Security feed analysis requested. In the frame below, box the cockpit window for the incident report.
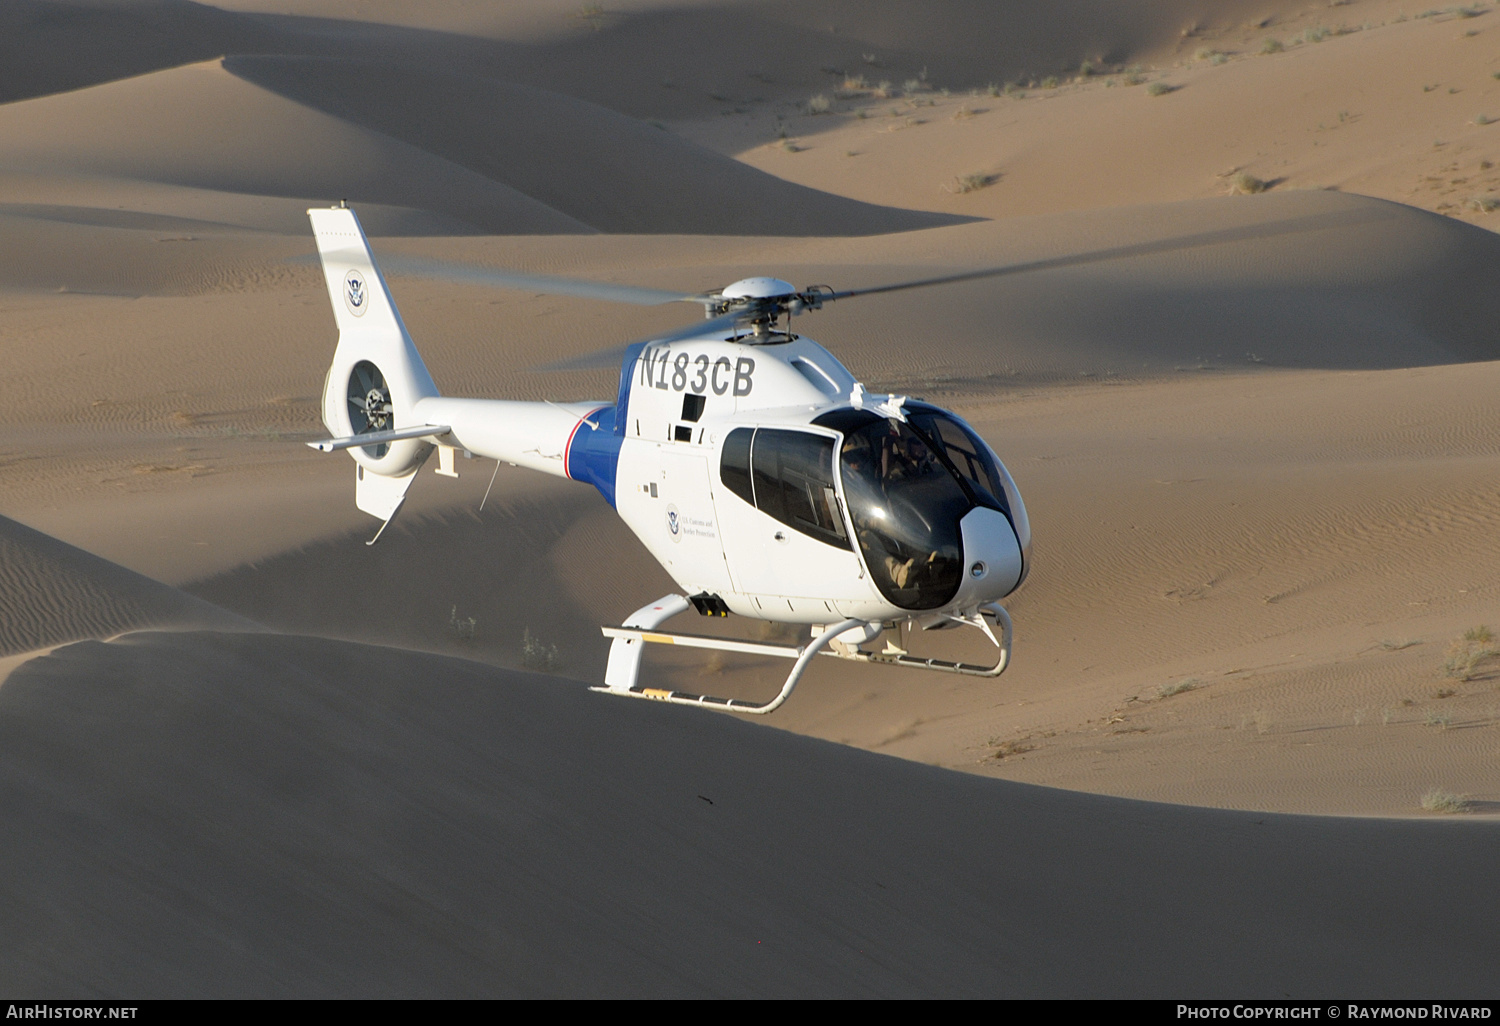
[835,417,967,609]
[719,427,850,551]
[908,412,1011,516]
[720,427,754,506]
[751,429,850,550]
[813,404,1015,610]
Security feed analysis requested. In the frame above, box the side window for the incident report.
[750,429,851,550]
[720,427,754,506]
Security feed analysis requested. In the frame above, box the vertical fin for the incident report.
[307,205,438,436]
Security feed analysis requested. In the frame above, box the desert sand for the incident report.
[2,0,1498,997]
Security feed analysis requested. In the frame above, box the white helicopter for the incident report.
[305,203,1030,713]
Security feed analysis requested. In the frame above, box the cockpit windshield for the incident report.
[815,406,1014,610]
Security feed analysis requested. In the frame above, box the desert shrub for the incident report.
[1231,172,1267,194]
[448,605,477,641]
[1420,788,1469,813]
[521,627,563,671]
[1262,38,1284,53]
[1156,678,1199,699]
[806,93,831,114]
[1443,625,1498,678]
[1146,81,1176,96]
[949,172,997,193]
[991,738,1036,760]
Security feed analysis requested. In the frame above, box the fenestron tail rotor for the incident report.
[347,359,393,456]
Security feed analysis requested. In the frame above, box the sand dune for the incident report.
[1,629,1494,998]
[0,513,252,658]
[0,0,286,104]
[4,1,1312,116]
[0,51,955,236]
[0,60,590,236]
[226,54,962,235]
[4,0,1500,995]
[718,0,1500,230]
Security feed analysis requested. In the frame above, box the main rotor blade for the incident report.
[380,254,706,307]
[821,206,1393,303]
[530,311,748,373]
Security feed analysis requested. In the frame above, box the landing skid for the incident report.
[592,595,1013,714]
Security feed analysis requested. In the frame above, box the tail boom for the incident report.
[414,397,614,485]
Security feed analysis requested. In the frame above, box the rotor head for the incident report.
[704,277,831,336]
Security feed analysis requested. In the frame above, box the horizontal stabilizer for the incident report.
[306,425,449,453]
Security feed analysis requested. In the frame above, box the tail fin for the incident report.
[308,205,438,446]
[308,204,442,541]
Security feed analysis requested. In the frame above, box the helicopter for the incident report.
[304,202,1031,714]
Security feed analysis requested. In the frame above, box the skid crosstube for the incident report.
[594,598,1012,714]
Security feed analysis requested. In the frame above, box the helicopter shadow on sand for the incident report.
[185,492,820,699]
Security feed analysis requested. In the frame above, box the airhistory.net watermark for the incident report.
[5,1007,137,1019]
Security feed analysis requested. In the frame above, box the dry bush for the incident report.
[836,74,867,98]
[1146,81,1176,96]
[1261,38,1284,53]
[448,605,477,641]
[574,4,606,30]
[1420,788,1469,814]
[991,738,1037,760]
[947,172,998,193]
[1443,625,1498,679]
[806,93,831,114]
[521,627,562,671]
[1230,172,1268,194]
[1156,678,1199,699]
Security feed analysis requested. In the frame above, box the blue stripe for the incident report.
[567,405,623,507]
[615,342,646,438]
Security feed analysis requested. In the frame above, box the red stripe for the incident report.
[563,406,609,480]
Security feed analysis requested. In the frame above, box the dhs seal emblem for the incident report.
[666,504,681,542]
[344,269,368,317]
